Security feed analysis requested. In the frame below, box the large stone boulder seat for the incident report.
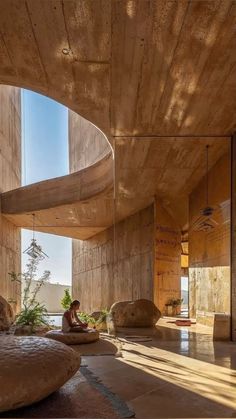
[0,336,80,413]
[45,329,99,345]
[0,295,14,331]
[111,299,161,327]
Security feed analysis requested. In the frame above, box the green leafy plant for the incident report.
[167,298,183,307]
[61,288,72,310]
[15,303,49,328]
[173,298,184,307]
[96,308,109,325]
[78,309,109,329]
[9,243,51,332]
[79,311,96,325]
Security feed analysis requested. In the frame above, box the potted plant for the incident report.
[165,298,183,316]
[9,241,51,335]
[170,298,183,316]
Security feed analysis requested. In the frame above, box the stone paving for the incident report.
[85,318,236,418]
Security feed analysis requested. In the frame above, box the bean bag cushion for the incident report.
[0,295,14,331]
[110,299,161,327]
[45,329,99,345]
[0,336,80,413]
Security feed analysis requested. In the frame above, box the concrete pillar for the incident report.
[231,133,236,341]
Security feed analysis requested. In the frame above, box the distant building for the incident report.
[22,281,72,313]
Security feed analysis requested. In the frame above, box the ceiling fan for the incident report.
[190,145,219,232]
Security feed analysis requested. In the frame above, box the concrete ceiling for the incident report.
[111,0,236,137]
[115,137,230,229]
[0,1,236,137]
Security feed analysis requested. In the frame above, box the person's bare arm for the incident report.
[75,312,84,324]
[75,312,87,327]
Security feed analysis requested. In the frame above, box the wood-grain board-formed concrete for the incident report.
[0,85,21,312]
[1,137,230,239]
[0,1,236,137]
[1,152,113,240]
[0,1,235,235]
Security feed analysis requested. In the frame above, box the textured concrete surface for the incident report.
[73,205,154,313]
[69,110,110,172]
[2,152,113,240]
[189,152,230,322]
[1,1,236,138]
[154,200,181,313]
[0,85,21,312]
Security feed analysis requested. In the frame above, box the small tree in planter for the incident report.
[9,241,51,334]
[61,289,72,310]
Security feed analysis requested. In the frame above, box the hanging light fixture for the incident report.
[23,214,49,260]
[190,145,219,232]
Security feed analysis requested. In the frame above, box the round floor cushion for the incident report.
[110,299,161,327]
[0,336,80,413]
[0,295,14,331]
[45,329,99,345]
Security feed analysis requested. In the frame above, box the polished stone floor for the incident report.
[84,319,236,418]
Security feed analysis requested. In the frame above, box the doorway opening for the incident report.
[181,276,189,317]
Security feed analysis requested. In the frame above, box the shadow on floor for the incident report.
[85,349,236,419]
[117,322,236,370]
[0,371,121,419]
[2,325,236,418]
[72,336,120,356]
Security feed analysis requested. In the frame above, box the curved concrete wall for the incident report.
[0,85,21,313]
[69,112,155,313]
[69,110,110,172]
[70,110,114,311]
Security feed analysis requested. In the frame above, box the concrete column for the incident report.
[0,86,21,313]
[231,133,236,341]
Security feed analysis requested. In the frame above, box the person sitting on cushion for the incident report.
[62,300,89,332]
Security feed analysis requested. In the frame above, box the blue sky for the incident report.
[181,277,188,292]
[21,89,72,286]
